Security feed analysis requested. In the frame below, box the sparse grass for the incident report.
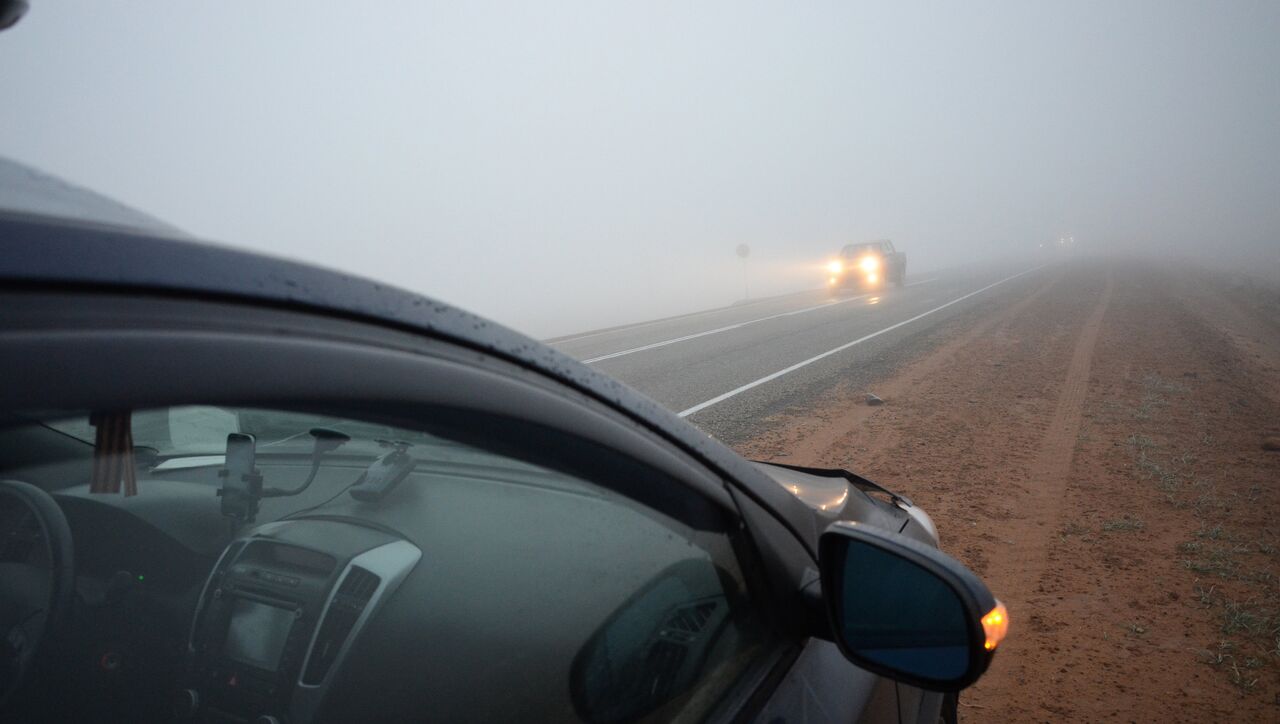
[1143,372,1188,395]
[1228,662,1260,693]
[1133,391,1167,420]
[1126,433,1195,500]
[1192,490,1232,516]
[1194,582,1217,607]
[1126,432,1156,452]
[1199,632,1266,694]
[1102,517,1145,532]
[1181,545,1247,579]
[1221,600,1268,637]
[1126,369,1278,698]
[1182,556,1238,579]
[1131,374,1187,421]
[1196,524,1227,541]
[1198,639,1235,668]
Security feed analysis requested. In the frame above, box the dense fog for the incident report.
[1,1,1277,337]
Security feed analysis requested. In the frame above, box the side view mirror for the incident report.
[819,522,1008,691]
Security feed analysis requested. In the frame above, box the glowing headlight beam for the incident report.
[858,255,880,272]
[826,260,844,275]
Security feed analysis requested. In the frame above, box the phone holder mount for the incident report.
[217,433,263,524]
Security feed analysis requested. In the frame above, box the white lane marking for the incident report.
[556,277,939,346]
[677,265,1047,418]
[550,291,816,344]
[581,277,941,364]
[583,295,868,364]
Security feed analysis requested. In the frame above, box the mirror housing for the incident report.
[819,522,1006,691]
[0,1,28,32]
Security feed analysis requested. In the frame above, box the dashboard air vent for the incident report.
[189,540,245,651]
[302,565,382,685]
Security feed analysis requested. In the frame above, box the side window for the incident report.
[390,441,771,722]
[9,407,774,722]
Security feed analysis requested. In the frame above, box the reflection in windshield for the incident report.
[16,406,557,525]
[43,407,447,457]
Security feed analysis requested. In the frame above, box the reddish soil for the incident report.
[738,261,1280,721]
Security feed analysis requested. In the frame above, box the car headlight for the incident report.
[859,255,880,272]
[827,260,844,275]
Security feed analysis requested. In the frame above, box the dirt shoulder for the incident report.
[736,260,1280,720]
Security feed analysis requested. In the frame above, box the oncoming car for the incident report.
[0,212,1005,723]
[826,240,907,291]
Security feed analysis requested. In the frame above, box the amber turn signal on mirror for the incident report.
[981,601,1009,651]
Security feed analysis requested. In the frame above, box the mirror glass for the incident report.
[837,537,971,682]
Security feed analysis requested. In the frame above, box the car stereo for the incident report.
[178,522,420,723]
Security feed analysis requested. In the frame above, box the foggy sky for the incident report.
[1,1,1277,337]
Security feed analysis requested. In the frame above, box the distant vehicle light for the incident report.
[981,601,1009,651]
[828,276,837,285]
[827,260,844,275]
[859,255,880,272]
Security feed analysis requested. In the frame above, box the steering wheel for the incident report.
[0,480,75,706]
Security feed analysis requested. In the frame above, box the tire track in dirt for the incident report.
[995,273,1114,607]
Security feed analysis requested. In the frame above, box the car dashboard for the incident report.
[180,519,420,724]
[33,487,421,724]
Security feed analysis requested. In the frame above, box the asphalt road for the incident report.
[550,259,1054,444]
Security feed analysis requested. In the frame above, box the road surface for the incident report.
[550,260,1049,443]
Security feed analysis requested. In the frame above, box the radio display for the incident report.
[223,598,295,672]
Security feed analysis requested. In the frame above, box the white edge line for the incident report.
[677,265,1047,418]
[560,277,941,347]
[581,276,944,365]
[583,294,871,364]
[550,290,818,344]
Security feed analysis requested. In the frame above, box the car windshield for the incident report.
[842,243,881,257]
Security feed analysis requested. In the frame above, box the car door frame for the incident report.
[0,287,859,721]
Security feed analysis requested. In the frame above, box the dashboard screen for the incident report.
[269,544,336,574]
[223,599,294,672]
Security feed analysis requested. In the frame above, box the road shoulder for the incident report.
[736,262,1280,720]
